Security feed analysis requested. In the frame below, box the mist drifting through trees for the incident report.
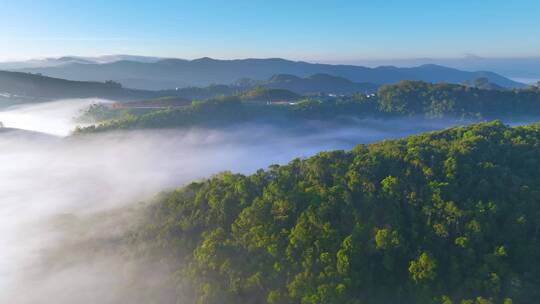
[0,99,467,303]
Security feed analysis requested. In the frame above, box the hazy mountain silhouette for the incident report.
[13,57,525,90]
[350,55,540,84]
[0,55,164,70]
[0,70,158,102]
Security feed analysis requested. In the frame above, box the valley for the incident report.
[2,3,540,301]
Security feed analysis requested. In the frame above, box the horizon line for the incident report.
[2,54,540,64]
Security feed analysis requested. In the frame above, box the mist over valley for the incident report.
[2,2,540,302]
[0,99,472,303]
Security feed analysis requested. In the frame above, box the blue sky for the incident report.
[0,0,539,61]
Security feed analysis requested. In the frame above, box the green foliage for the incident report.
[124,121,540,303]
[377,81,540,118]
[409,252,437,283]
[76,81,540,133]
[240,86,301,101]
[76,103,129,123]
[374,228,400,250]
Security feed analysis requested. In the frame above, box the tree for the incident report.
[409,252,437,283]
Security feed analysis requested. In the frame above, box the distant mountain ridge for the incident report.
[0,70,377,104]
[0,69,527,108]
[0,70,158,103]
[350,55,540,83]
[0,70,370,105]
[11,57,525,90]
[0,55,164,70]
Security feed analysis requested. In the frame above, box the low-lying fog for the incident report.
[0,99,109,136]
[0,99,473,303]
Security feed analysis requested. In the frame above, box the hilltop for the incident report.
[258,73,379,95]
[116,121,540,303]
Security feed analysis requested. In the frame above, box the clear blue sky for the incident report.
[0,0,539,61]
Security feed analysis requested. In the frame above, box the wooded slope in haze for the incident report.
[126,121,540,304]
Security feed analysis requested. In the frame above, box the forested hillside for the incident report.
[255,73,379,95]
[239,86,302,102]
[76,81,540,133]
[0,70,158,101]
[376,81,540,118]
[125,121,540,304]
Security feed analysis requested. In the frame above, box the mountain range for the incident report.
[349,55,540,84]
[0,70,377,102]
[0,67,530,107]
[0,70,158,104]
[5,57,525,90]
[0,55,163,69]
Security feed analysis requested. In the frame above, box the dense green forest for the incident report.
[75,81,540,133]
[236,73,380,95]
[123,121,540,304]
[239,86,302,102]
[376,81,540,118]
